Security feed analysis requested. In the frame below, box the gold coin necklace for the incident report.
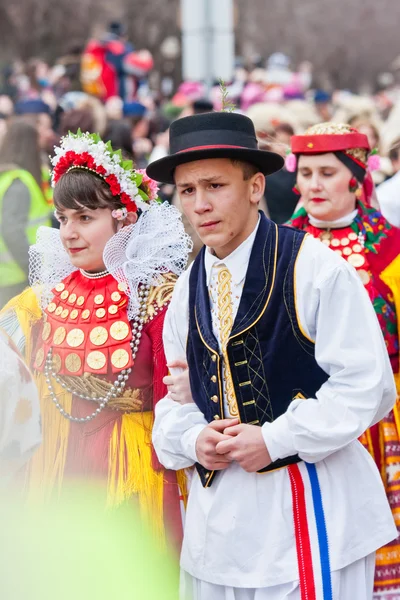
[43,284,150,423]
[319,229,333,245]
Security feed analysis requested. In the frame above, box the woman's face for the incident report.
[297,153,357,222]
[56,205,117,272]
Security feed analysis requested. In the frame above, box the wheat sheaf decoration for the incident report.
[219,79,236,113]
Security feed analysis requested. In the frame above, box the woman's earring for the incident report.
[349,177,359,193]
[292,183,301,196]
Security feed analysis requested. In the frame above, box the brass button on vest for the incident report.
[211,355,217,362]
[211,375,217,383]
[211,395,219,403]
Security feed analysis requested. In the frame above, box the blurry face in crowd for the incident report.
[175,158,265,259]
[56,206,128,272]
[357,124,379,151]
[316,103,332,122]
[36,113,54,151]
[297,153,357,222]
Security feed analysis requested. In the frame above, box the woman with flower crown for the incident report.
[286,122,400,598]
[0,130,192,550]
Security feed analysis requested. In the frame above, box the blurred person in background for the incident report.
[0,131,191,553]
[104,118,134,158]
[246,103,299,223]
[287,123,400,598]
[0,117,51,307]
[0,327,41,486]
[23,58,50,100]
[348,116,392,186]
[14,98,57,208]
[313,89,333,122]
[58,92,107,138]
[388,138,400,175]
[123,101,152,168]
[104,96,134,158]
[0,95,14,147]
[81,21,153,104]
[376,138,400,227]
[52,45,84,96]
[0,65,19,102]
[349,116,381,152]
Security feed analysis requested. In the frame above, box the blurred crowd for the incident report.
[2,22,400,307]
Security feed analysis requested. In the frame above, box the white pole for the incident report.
[181,0,234,87]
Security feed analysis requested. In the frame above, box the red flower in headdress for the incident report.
[105,174,121,196]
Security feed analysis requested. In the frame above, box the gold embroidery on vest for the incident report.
[217,267,239,417]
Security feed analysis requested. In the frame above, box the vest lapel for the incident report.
[194,247,220,352]
[230,213,278,337]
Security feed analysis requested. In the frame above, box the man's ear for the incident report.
[250,172,266,205]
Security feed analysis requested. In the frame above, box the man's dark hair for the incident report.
[230,159,260,180]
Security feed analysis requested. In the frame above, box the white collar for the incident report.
[308,209,358,229]
[204,217,260,287]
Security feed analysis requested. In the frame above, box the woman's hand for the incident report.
[163,359,193,405]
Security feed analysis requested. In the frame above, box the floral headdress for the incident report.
[51,130,159,214]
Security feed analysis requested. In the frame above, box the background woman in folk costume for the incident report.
[0,131,192,550]
[286,122,400,598]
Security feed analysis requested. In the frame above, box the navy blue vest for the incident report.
[187,213,329,487]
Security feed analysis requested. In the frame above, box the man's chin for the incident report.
[197,230,224,248]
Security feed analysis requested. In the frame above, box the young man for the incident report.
[146,112,397,600]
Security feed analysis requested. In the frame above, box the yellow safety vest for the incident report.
[0,169,51,286]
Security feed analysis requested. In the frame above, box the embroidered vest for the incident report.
[187,213,329,487]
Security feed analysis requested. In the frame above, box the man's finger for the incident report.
[215,438,237,454]
[208,418,239,432]
[163,375,174,386]
[223,425,244,436]
[167,359,188,370]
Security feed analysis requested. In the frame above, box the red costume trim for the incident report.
[177,144,244,153]
[288,464,316,600]
[291,132,370,154]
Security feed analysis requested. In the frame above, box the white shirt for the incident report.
[153,223,397,588]
[377,171,400,227]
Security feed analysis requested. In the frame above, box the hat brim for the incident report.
[146,148,284,184]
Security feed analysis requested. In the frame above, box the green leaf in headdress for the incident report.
[219,79,236,113]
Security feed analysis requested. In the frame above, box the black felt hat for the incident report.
[146,112,284,184]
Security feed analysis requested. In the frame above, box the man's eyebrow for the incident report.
[176,176,224,187]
